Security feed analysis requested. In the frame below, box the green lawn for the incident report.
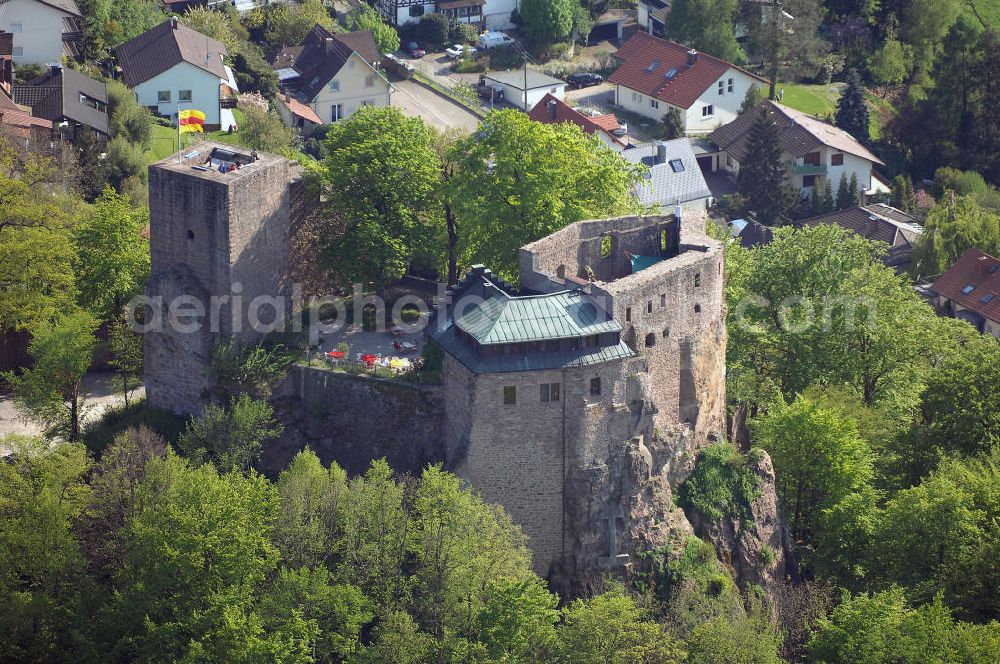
[776,81,843,118]
[143,109,246,165]
[776,80,897,142]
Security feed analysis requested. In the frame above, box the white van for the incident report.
[477,31,515,49]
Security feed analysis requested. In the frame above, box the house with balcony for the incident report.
[13,65,108,140]
[637,0,670,36]
[0,0,83,65]
[607,32,768,133]
[705,100,888,199]
[115,18,238,131]
[371,0,511,29]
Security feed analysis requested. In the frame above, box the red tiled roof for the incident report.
[279,95,321,125]
[0,90,54,135]
[931,248,1000,323]
[527,93,626,146]
[607,32,767,109]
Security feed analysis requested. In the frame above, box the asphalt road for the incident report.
[391,78,481,133]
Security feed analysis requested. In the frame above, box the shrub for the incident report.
[418,13,450,50]
[449,22,479,45]
[238,105,296,154]
[679,442,761,524]
[489,44,526,70]
[452,56,486,74]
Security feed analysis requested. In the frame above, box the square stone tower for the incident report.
[144,143,295,415]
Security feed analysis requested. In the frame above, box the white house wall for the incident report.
[615,68,761,134]
[133,62,224,127]
[309,53,390,124]
[0,0,68,65]
[483,0,518,29]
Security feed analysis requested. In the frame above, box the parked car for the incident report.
[445,44,477,59]
[567,72,604,89]
[407,42,426,58]
[477,31,515,50]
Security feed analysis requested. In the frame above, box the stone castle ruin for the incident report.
[144,144,768,593]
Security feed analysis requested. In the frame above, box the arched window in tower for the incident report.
[186,229,194,240]
[694,272,701,287]
[694,304,701,313]
[645,333,656,347]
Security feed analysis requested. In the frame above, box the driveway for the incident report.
[1,372,146,445]
[564,81,615,108]
[391,78,481,133]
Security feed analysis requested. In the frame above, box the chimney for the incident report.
[655,141,668,165]
[171,16,178,30]
[324,37,334,55]
[867,215,880,236]
[687,49,698,66]
[674,204,683,220]
[979,255,992,276]
[547,99,557,120]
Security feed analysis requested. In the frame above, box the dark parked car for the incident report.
[567,72,604,89]
[407,42,426,58]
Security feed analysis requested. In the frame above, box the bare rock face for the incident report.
[687,450,794,598]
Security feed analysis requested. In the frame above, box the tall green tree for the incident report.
[665,0,744,64]
[347,4,402,54]
[108,313,144,409]
[556,587,686,664]
[0,437,93,661]
[519,0,575,46]
[911,191,1000,277]
[101,453,311,661]
[752,394,874,545]
[809,589,1000,664]
[836,172,851,210]
[476,577,559,662]
[72,188,150,322]
[736,106,798,225]
[0,140,77,332]
[447,110,642,280]
[177,394,283,473]
[273,449,348,569]
[661,107,684,140]
[835,70,871,144]
[3,310,98,441]
[264,0,334,47]
[872,450,1000,621]
[316,106,443,291]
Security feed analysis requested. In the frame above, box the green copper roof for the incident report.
[454,283,621,345]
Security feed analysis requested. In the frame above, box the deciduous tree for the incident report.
[666,0,744,64]
[177,394,283,473]
[520,0,574,46]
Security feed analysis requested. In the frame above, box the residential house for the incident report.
[0,0,82,65]
[115,18,238,130]
[0,32,53,141]
[483,69,566,111]
[160,0,262,12]
[637,0,670,36]
[371,0,513,29]
[527,93,629,151]
[272,26,388,126]
[14,65,108,140]
[799,203,923,272]
[621,139,712,211]
[706,100,888,199]
[929,248,1000,338]
[607,32,768,133]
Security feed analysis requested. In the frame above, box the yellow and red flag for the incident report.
[178,109,205,133]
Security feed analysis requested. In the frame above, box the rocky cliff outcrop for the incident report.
[686,450,795,599]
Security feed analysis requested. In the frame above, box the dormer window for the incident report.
[962,284,976,295]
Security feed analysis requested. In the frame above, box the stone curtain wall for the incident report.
[264,365,447,477]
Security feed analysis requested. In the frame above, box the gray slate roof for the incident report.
[622,139,712,207]
[13,67,107,134]
[485,69,566,91]
[115,19,228,88]
[455,283,621,345]
[28,0,80,16]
